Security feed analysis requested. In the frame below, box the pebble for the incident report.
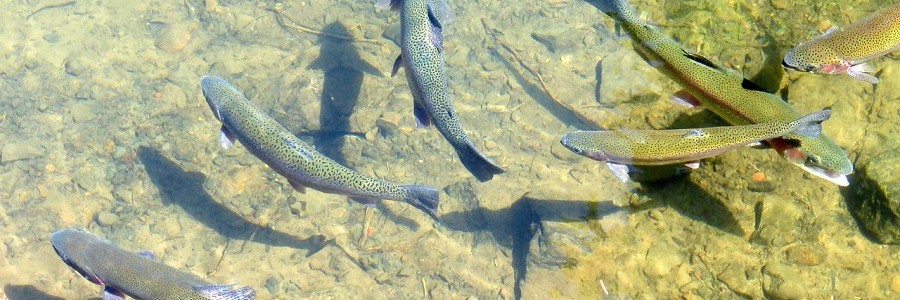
[1,140,45,163]
[155,22,197,52]
[891,274,900,293]
[96,212,120,227]
[265,276,281,294]
[785,244,825,266]
[70,102,96,123]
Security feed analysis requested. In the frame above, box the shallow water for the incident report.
[0,0,898,299]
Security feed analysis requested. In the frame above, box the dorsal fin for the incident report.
[682,50,719,70]
[426,4,444,51]
[740,78,769,93]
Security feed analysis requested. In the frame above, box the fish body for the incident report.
[593,0,852,186]
[50,229,255,300]
[783,3,900,83]
[378,0,504,182]
[561,109,831,166]
[200,75,439,219]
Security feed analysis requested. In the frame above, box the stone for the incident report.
[96,212,120,227]
[848,149,900,244]
[762,262,807,300]
[1,140,46,163]
[785,244,826,266]
[155,22,197,52]
[70,101,96,123]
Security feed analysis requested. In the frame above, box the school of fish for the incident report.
[49,0,892,298]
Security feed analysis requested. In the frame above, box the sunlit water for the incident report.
[0,0,897,299]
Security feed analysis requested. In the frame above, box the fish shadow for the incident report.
[441,191,625,300]
[137,146,328,256]
[304,22,381,164]
[3,285,66,300]
[635,176,745,236]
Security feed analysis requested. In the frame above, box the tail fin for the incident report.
[401,185,440,221]
[454,141,505,182]
[791,109,832,138]
[195,284,256,300]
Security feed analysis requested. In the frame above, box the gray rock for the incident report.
[1,140,46,163]
[848,149,900,244]
[96,212,120,227]
[762,262,807,300]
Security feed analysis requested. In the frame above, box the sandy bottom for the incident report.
[0,0,897,299]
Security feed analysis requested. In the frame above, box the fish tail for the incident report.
[400,184,440,220]
[454,141,505,182]
[791,109,832,138]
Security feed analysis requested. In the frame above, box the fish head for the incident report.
[199,75,237,122]
[50,229,104,285]
[778,136,853,186]
[560,132,611,162]
[782,43,845,74]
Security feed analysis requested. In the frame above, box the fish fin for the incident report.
[284,137,314,161]
[374,0,401,10]
[670,90,700,107]
[194,284,257,300]
[454,140,505,182]
[135,250,156,260]
[683,50,721,71]
[681,129,704,138]
[684,162,700,169]
[289,180,307,193]
[400,184,440,221]
[413,101,432,128]
[605,163,631,183]
[219,125,236,149]
[351,197,378,208]
[102,287,126,300]
[740,78,771,93]
[426,6,444,50]
[848,63,879,83]
[822,25,840,37]
[746,141,770,149]
[391,54,403,77]
[791,109,831,138]
[428,0,455,25]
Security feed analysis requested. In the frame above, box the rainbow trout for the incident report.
[51,229,255,300]
[783,3,900,83]
[376,0,505,182]
[561,110,831,181]
[200,75,439,219]
[592,0,853,186]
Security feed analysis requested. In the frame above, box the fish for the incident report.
[50,229,255,300]
[591,0,853,186]
[561,109,832,182]
[200,75,439,219]
[376,0,505,182]
[783,3,900,83]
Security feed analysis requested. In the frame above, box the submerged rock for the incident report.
[847,150,900,244]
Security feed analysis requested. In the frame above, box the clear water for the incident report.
[0,0,897,299]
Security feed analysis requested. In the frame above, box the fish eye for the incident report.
[805,155,820,165]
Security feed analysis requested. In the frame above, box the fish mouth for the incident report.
[781,60,801,71]
[795,163,850,186]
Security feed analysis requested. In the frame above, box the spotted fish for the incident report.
[51,229,255,300]
[592,0,853,186]
[561,110,831,181]
[783,3,900,83]
[376,0,505,182]
[200,75,439,219]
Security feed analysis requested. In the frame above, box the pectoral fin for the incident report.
[289,180,307,193]
[219,125,236,149]
[391,55,403,77]
[102,287,126,300]
[684,162,700,169]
